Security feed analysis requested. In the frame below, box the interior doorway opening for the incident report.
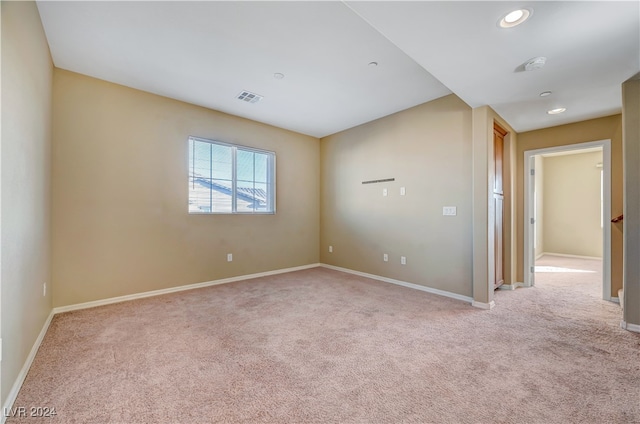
[524,140,612,301]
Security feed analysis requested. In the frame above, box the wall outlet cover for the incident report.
[443,206,457,216]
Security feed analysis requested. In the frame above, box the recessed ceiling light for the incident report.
[505,9,524,23]
[499,8,532,28]
[547,107,566,115]
[273,73,284,80]
[368,61,378,67]
[540,91,552,97]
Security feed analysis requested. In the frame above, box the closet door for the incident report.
[493,124,507,289]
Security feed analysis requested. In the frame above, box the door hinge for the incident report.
[530,169,535,176]
[530,218,535,224]
[531,266,535,273]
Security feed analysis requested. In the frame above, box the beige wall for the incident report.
[1,1,53,405]
[543,151,603,258]
[52,70,319,307]
[517,115,623,297]
[622,75,640,327]
[534,156,544,258]
[471,106,518,303]
[320,95,474,297]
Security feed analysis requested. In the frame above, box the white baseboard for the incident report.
[542,252,603,261]
[610,297,619,304]
[498,282,524,291]
[1,310,55,424]
[620,320,640,333]
[472,300,496,310]
[535,253,544,260]
[320,264,473,304]
[54,263,321,314]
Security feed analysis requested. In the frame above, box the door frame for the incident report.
[523,139,612,300]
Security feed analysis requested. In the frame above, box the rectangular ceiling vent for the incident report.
[237,90,263,104]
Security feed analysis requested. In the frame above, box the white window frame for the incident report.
[188,136,276,214]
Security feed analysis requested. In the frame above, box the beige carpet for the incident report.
[7,265,640,423]
[535,254,603,295]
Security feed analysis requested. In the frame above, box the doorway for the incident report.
[524,140,612,301]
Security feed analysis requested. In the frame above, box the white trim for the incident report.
[1,311,54,424]
[525,154,536,287]
[535,253,544,260]
[472,300,496,310]
[610,297,619,304]
[541,252,603,261]
[54,264,321,314]
[524,140,612,300]
[498,282,524,291]
[620,321,640,333]
[320,264,474,304]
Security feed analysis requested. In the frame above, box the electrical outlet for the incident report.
[383,253,388,262]
[401,256,407,265]
[43,282,47,297]
[329,245,333,253]
[227,253,233,262]
[400,187,406,196]
[443,206,457,216]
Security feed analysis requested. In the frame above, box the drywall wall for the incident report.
[543,151,603,258]
[320,94,473,298]
[517,115,623,297]
[1,1,53,405]
[471,106,518,304]
[622,75,640,327]
[52,70,319,307]
[534,155,544,258]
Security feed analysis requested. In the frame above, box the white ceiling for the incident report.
[36,1,639,138]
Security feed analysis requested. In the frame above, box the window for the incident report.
[188,136,275,214]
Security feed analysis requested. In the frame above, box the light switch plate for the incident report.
[443,206,457,216]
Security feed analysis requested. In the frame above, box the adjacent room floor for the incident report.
[535,254,604,300]
[8,266,639,423]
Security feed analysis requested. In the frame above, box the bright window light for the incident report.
[188,137,276,214]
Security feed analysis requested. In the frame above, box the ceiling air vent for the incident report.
[236,90,263,104]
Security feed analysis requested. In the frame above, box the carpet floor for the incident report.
[7,263,640,423]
